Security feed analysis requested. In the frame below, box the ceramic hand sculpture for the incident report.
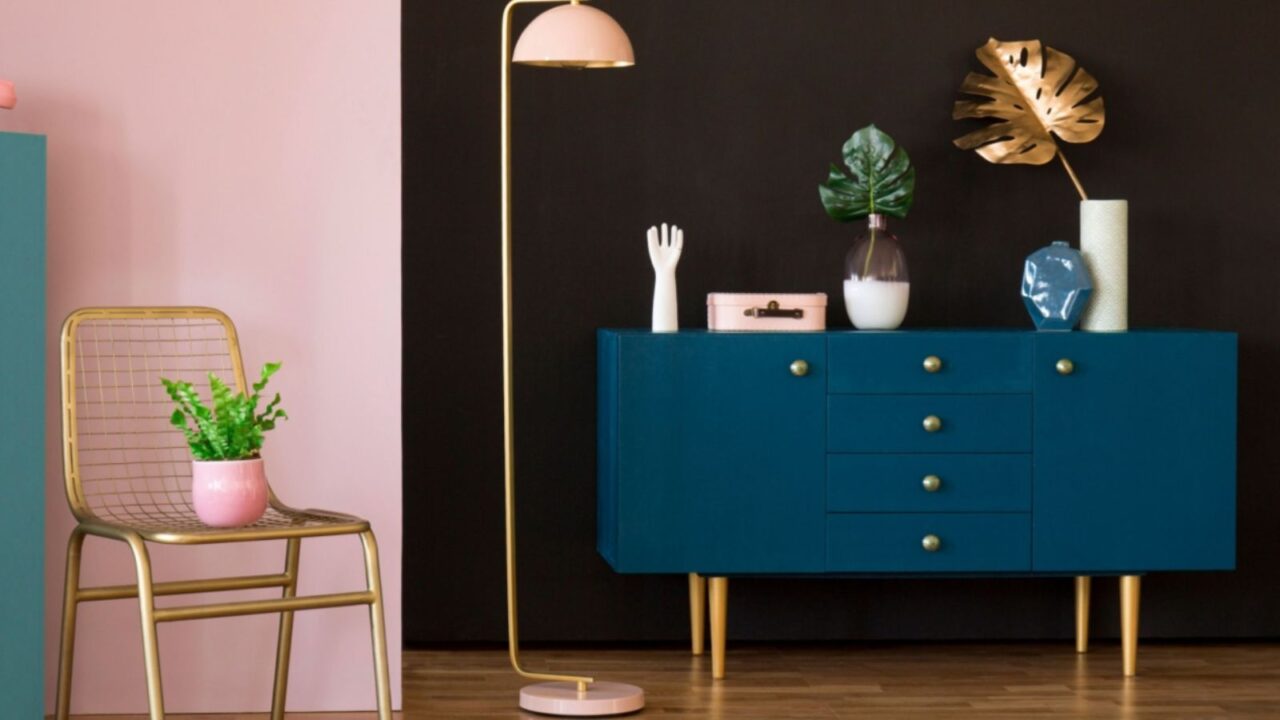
[647,223,683,332]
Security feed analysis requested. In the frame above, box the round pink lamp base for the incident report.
[519,681,644,716]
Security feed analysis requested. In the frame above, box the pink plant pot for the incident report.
[0,80,15,110]
[191,458,269,527]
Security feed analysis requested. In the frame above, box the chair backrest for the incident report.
[60,307,251,524]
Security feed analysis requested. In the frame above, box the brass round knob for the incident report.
[922,474,941,492]
[790,359,809,377]
[1056,358,1074,375]
[923,355,942,373]
[922,534,941,552]
[922,415,942,433]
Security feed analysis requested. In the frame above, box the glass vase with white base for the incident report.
[843,213,909,329]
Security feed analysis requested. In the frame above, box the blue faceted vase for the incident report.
[1021,241,1093,331]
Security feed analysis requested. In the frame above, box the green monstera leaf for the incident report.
[819,124,915,221]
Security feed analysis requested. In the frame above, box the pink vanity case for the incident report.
[707,292,827,331]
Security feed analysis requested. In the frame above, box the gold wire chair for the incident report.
[55,307,392,720]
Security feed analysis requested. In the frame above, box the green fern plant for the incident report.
[162,362,288,461]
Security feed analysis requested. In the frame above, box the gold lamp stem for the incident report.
[500,0,594,692]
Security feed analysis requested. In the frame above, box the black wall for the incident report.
[404,0,1280,644]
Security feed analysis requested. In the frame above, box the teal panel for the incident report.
[596,330,619,566]
[0,132,46,718]
[608,331,826,573]
[828,394,1031,453]
[827,513,1031,572]
[828,331,1031,394]
[1032,331,1236,572]
[827,454,1031,513]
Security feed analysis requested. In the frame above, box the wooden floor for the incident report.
[411,643,1280,719]
[71,642,1280,719]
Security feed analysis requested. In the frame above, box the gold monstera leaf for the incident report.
[953,38,1105,197]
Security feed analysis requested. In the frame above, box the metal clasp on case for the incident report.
[743,300,804,319]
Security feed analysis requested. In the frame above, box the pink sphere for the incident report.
[0,80,15,110]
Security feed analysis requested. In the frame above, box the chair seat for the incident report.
[82,503,369,544]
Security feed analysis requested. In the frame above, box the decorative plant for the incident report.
[819,124,916,280]
[952,37,1105,201]
[162,362,287,461]
[819,124,916,222]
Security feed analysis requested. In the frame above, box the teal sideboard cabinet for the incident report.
[597,329,1236,679]
[0,132,47,717]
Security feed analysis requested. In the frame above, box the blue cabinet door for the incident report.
[1032,332,1236,572]
[0,132,45,718]
[600,332,826,573]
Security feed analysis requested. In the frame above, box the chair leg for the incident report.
[360,530,393,720]
[689,573,706,656]
[124,533,165,720]
[271,537,302,720]
[55,529,86,720]
[1075,576,1091,653]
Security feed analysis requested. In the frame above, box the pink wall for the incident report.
[0,1,402,713]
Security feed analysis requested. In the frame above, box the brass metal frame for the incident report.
[500,0,628,694]
[55,306,392,720]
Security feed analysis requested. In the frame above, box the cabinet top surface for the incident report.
[599,328,1235,336]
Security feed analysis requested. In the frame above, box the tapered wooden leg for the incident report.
[271,538,302,720]
[689,573,706,656]
[55,529,86,720]
[1121,575,1141,677]
[125,534,165,720]
[1075,576,1091,653]
[361,530,394,720]
[709,577,728,680]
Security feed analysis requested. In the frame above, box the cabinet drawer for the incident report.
[828,394,1031,453]
[827,513,1030,572]
[827,454,1030,512]
[828,332,1031,394]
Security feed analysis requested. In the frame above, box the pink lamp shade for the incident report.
[512,3,634,68]
[0,80,15,109]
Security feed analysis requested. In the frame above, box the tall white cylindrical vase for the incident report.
[1079,200,1128,331]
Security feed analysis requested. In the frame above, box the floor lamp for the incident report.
[500,0,644,715]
